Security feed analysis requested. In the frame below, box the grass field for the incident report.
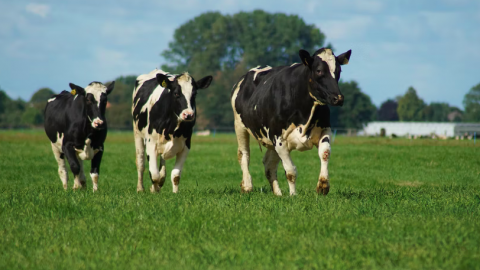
[1,130,479,269]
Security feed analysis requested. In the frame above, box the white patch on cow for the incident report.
[74,95,78,100]
[250,65,272,81]
[176,73,195,121]
[75,138,95,160]
[290,63,300,67]
[85,82,108,107]
[52,132,64,151]
[317,48,336,78]
[48,97,56,102]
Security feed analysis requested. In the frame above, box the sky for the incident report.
[1,0,479,109]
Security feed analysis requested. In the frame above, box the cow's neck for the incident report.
[300,67,323,136]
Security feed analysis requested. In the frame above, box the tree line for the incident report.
[1,10,479,130]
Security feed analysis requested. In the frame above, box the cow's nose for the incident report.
[333,95,344,106]
[182,112,194,121]
[93,119,104,128]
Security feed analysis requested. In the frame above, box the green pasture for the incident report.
[0,130,479,269]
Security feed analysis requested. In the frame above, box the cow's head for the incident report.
[155,72,212,122]
[69,81,115,129]
[299,48,351,106]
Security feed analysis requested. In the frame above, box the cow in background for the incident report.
[132,69,212,193]
[44,81,115,191]
[231,48,351,195]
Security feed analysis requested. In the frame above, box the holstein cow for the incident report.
[231,48,351,196]
[132,69,212,193]
[44,81,115,191]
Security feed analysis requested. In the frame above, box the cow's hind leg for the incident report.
[235,121,253,192]
[170,147,189,193]
[64,143,85,190]
[263,148,282,196]
[275,139,297,196]
[74,158,87,190]
[134,136,146,192]
[317,128,332,195]
[146,142,162,193]
[51,143,68,190]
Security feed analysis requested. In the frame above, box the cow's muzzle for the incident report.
[332,95,344,106]
[89,116,105,129]
[181,110,195,122]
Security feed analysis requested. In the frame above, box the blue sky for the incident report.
[1,0,479,109]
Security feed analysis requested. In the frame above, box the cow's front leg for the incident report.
[90,146,103,192]
[51,143,68,190]
[64,143,85,190]
[146,142,162,193]
[263,148,282,196]
[275,140,297,196]
[170,147,189,193]
[317,128,332,195]
[235,121,253,192]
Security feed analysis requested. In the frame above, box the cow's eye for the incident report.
[174,92,180,98]
[317,70,322,76]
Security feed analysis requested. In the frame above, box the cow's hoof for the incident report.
[137,187,145,193]
[316,178,330,195]
[150,185,160,193]
[240,182,253,193]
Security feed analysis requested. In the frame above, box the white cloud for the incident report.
[26,3,50,18]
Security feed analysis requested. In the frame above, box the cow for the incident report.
[231,48,352,196]
[44,81,115,191]
[132,69,212,193]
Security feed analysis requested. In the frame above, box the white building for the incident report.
[362,122,480,137]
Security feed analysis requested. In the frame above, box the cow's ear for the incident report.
[196,76,213,90]
[69,83,86,96]
[299,49,313,69]
[337,50,352,65]
[156,74,172,89]
[106,81,115,95]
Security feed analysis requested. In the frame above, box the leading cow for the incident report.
[231,48,352,195]
[132,69,212,193]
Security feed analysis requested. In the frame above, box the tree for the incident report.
[377,99,399,121]
[463,83,480,122]
[330,81,376,129]
[30,88,55,103]
[0,89,27,128]
[423,102,450,122]
[161,10,326,128]
[397,87,425,121]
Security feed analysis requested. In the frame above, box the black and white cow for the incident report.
[44,81,115,191]
[231,48,351,195]
[132,69,212,193]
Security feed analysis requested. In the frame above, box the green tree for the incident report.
[397,87,425,121]
[330,81,376,129]
[423,102,450,122]
[377,99,399,121]
[0,89,27,128]
[105,76,137,129]
[30,88,55,103]
[463,83,480,122]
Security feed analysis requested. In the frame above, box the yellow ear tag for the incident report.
[71,89,76,95]
[304,58,308,66]
[161,81,167,88]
